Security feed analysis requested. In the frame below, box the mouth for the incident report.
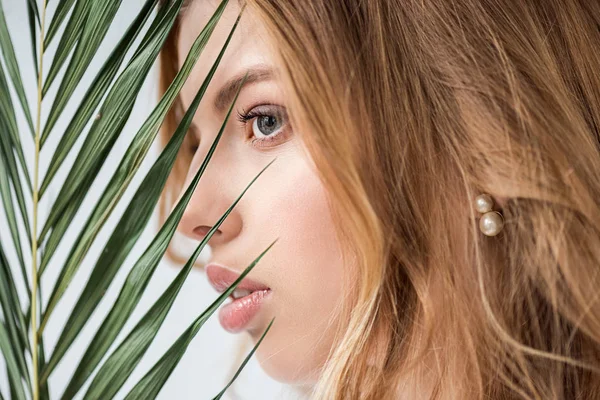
[230,287,262,300]
[205,263,272,333]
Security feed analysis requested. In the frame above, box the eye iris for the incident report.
[257,115,280,136]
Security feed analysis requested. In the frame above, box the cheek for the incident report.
[246,155,348,384]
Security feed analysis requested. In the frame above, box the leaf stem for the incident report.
[31,1,47,399]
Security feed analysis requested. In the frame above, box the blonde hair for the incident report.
[159,0,600,398]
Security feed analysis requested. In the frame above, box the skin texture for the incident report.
[175,0,347,385]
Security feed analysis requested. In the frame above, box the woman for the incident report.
[159,0,600,398]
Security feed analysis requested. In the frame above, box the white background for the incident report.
[0,0,304,398]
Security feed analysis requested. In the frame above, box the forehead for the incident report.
[176,1,277,108]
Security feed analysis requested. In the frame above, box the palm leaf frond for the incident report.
[37,0,161,272]
[38,1,233,382]
[82,174,276,399]
[40,0,123,139]
[127,272,276,400]
[0,242,30,385]
[39,1,236,381]
[38,0,180,247]
[0,321,27,400]
[26,0,40,27]
[37,0,226,277]
[0,1,35,135]
[0,117,31,239]
[0,57,33,244]
[42,0,91,97]
[37,0,220,329]
[26,0,38,78]
[212,318,275,400]
[0,147,29,292]
[0,61,32,193]
[0,0,274,397]
[44,0,77,52]
[57,49,253,399]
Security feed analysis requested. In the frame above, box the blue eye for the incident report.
[237,105,291,148]
[253,114,282,138]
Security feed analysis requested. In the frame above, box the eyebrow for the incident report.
[213,66,275,112]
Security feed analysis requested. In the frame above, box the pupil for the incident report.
[258,115,279,135]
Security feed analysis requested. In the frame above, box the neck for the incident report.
[289,382,315,399]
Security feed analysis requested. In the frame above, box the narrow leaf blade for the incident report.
[38,3,235,374]
[39,0,180,238]
[41,0,123,140]
[0,153,29,297]
[38,0,229,275]
[0,60,33,194]
[0,242,31,396]
[26,0,41,26]
[40,0,158,154]
[0,322,27,400]
[212,318,275,400]
[44,0,77,47]
[27,0,38,79]
[123,247,277,400]
[57,51,246,398]
[83,157,274,400]
[0,1,35,135]
[37,0,185,336]
[42,0,90,96]
[0,119,32,242]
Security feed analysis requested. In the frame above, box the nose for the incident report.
[191,225,226,244]
[176,154,243,247]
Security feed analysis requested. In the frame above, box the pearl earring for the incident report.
[475,194,504,236]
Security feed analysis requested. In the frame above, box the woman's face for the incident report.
[175,0,347,384]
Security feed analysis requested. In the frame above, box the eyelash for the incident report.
[236,105,291,149]
[187,105,291,154]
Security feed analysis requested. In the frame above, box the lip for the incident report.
[205,263,271,333]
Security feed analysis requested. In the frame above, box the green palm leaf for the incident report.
[0,1,35,136]
[0,242,30,386]
[126,273,276,400]
[58,64,257,400]
[80,166,276,400]
[0,322,27,400]
[0,61,32,193]
[0,0,274,398]
[40,0,123,140]
[39,2,238,380]
[0,55,33,244]
[37,0,227,277]
[26,0,38,79]
[0,115,32,242]
[212,318,275,400]
[26,0,40,27]
[42,0,91,98]
[38,1,157,172]
[44,0,76,47]
[0,146,29,293]
[38,0,180,239]
[37,0,183,317]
